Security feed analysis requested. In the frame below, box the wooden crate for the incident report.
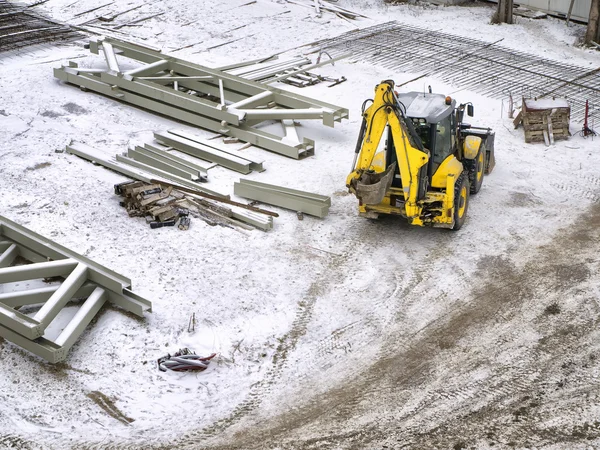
[522,97,571,145]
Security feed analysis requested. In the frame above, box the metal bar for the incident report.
[134,145,207,177]
[128,147,200,180]
[0,259,77,284]
[165,130,265,172]
[0,243,19,268]
[54,287,107,348]
[216,54,278,71]
[0,322,66,363]
[65,142,227,198]
[154,131,253,174]
[102,41,120,73]
[115,154,227,196]
[33,263,88,327]
[237,179,331,204]
[123,59,170,78]
[234,180,330,218]
[0,283,96,308]
[0,302,44,341]
[239,107,329,121]
[228,91,274,110]
[143,143,215,172]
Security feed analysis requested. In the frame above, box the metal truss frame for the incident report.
[0,215,152,363]
[54,36,349,159]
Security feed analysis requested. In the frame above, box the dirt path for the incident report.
[204,202,600,449]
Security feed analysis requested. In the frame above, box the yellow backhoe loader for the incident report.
[346,80,495,230]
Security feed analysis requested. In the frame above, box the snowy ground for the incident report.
[1,1,600,449]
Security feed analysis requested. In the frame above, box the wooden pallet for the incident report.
[522,97,570,145]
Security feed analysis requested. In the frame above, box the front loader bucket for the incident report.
[354,162,396,205]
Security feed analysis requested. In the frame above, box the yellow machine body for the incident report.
[346,80,481,230]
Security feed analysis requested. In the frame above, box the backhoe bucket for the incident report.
[354,162,396,205]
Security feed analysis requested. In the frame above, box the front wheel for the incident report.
[452,172,470,231]
[469,143,486,194]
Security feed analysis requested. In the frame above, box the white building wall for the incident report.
[485,0,590,23]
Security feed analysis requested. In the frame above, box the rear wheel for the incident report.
[452,172,469,231]
[469,144,486,194]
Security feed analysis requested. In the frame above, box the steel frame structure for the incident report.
[54,37,349,159]
[0,215,152,363]
[316,21,600,124]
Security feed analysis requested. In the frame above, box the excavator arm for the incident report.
[346,80,430,220]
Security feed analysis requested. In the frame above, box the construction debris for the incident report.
[234,179,331,218]
[0,215,152,363]
[521,97,571,145]
[157,348,217,372]
[54,36,349,159]
[284,0,368,20]
[220,53,348,88]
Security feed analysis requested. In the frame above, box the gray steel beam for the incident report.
[0,259,77,284]
[55,69,313,159]
[142,143,215,173]
[168,131,266,173]
[0,302,43,341]
[234,180,330,218]
[0,284,96,308]
[134,145,207,178]
[33,263,88,328]
[154,131,253,174]
[54,287,106,348]
[239,108,331,122]
[65,142,227,198]
[0,322,67,363]
[0,243,19,268]
[237,179,331,205]
[0,241,13,253]
[115,154,226,195]
[127,147,200,180]
[228,91,273,110]
[124,59,170,78]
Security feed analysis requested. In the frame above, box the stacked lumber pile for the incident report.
[115,181,191,229]
[516,97,571,145]
[114,180,275,231]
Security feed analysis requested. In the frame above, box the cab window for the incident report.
[433,115,452,166]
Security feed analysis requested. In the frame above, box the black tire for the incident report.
[468,143,486,195]
[452,171,469,231]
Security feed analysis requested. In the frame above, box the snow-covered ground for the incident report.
[1,1,600,449]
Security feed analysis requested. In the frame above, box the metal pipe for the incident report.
[0,243,19,268]
[34,263,88,326]
[0,258,77,284]
[55,287,107,347]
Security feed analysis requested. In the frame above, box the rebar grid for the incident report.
[0,0,80,54]
[316,21,599,124]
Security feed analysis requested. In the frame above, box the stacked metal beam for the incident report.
[155,130,265,174]
[54,37,349,159]
[0,215,152,363]
[234,179,331,218]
